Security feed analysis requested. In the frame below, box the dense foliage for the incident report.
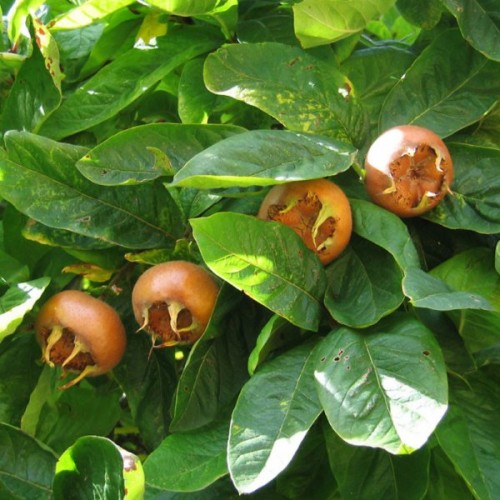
[0,0,499,498]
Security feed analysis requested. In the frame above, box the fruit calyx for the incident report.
[385,143,450,210]
[139,299,201,347]
[266,190,337,257]
[41,324,101,390]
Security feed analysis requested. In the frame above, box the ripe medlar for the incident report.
[132,260,219,346]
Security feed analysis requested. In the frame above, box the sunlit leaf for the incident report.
[0,277,50,341]
[293,0,396,48]
[228,341,322,494]
[173,130,356,189]
[191,213,326,331]
[380,29,499,137]
[314,314,448,454]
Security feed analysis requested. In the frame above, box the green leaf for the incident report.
[191,212,326,331]
[178,58,218,124]
[169,303,251,432]
[39,26,222,140]
[204,42,368,146]
[0,131,184,249]
[350,199,420,271]
[0,249,29,285]
[54,436,125,500]
[427,447,473,500]
[6,0,44,45]
[380,29,500,137]
[436,372,500,499]
[0,333,43,426]
[113,334,178,451]
[0,277,50,341]
[0,423,57,500]
[228,341,322,494]
[442,0,500,61]
[173,130,356,189]
[148,0,222,16]
[396,0,443,29]
[314,314,448,454]
[77,123,245,186]
[427,143,500,233]
[324,424,431,500]
[276,422,337,499]
[293,0,396,48]
[403,266,493,311]
[342,45,415,143]
[143,418,229,492]
[0,39,60,136]
[49,0,135,30]
[430,247,500,352]
[248,314,304,376]
[30,379,122,454]
[325,236,404,328]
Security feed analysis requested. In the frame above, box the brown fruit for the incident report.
[257,178,352,265]
[35,290,126,390]
[364,125,453,217]
[132,261,219,346]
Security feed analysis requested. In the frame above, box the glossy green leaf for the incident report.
[178,58,218,124]
[325,236,404,328]
[442,0,500,61]
[0,131,183,249]
[173,130,356,189]
[427,447,473,500]
[0,249,29,285]
[148,0,222,16]
[314,314,448,454]
[403,266,493,311]
[342,45,415,142]
[191,213,326,331]
[28,378,122,454]
[0,41,60,136]
[396,0,443,29]
[39,26,222,140]
[77,123,245,186]
[293,0,396,48]
[380,29,499,137]
[204,42,368,146]
[431,247,500,352]
[428,143,500,233]
[228,341,322,494]
[49,0,135,30]
[54,436,125,500]
[350,199,420,271]
[436,372,500,499]
[0,277,50,341]
[6,0,44,45]
[275,423,337,499]
[23,220,113,250]
[324,424,431,500]
[0,423,57,500]
[248,314,304,376]
[169,305,251,432]
[0,334,42,426]
[144,418,229,492]
[113,333,178,451]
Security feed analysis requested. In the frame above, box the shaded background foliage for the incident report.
[0,0,499,498]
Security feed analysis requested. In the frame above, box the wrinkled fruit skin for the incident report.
[364,125,453,217]
[132,261,219,346]
[257,178,352,265]
[35,290,127,389]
